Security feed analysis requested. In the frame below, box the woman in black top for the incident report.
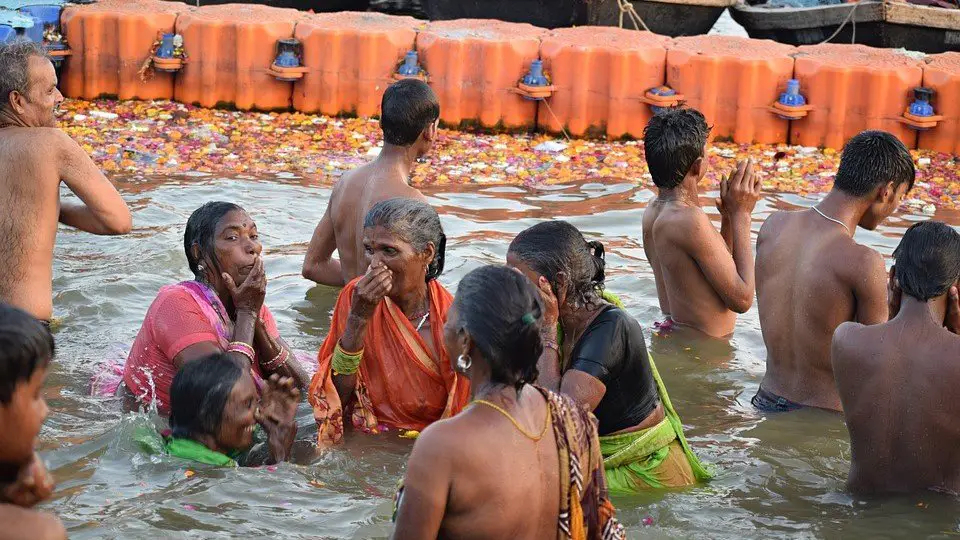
[507,220,711,493]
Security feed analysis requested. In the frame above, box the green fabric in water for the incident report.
[133,426,238,467]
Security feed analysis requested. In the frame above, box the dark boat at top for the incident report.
[730,0,960,53]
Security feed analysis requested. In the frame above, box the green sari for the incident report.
[134,426,239,467]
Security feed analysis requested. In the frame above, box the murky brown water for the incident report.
[43,175,960,539]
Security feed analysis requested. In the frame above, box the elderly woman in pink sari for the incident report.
[110,202,309,415]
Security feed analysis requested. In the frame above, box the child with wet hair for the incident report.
[0,303,66,540]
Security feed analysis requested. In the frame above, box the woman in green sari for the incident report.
[507,220,712,494]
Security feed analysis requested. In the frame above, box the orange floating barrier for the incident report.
[667,36,796,145]
[792,44,923,150]
[60,0,190,101]
[918,53,960,156]
[293,12,419,117]
[174,4,303,111]
[538,27,669,139]
[416,19,547,130]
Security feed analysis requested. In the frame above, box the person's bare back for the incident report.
[0,43,131,320]
[833,221,960,495]
[753,130,915,413]
[303,78,439,287]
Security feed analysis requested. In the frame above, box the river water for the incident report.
[43,175,960,539]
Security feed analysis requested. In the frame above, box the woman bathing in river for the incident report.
[119,202,309,415]
[507,221,711,493]
[308,198,470,447]
[393,265,624,540]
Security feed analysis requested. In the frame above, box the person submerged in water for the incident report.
[0,303,67,540]
[392,265,625,540]
[145,353,300,467]
[119,202,309,415]
[641,108,760,338]
[507,221,711,493]
[309,198,469,448]
[302,79,439,287]
[754,130,915,413]
[833,221,960,496]
[0,39,131,323]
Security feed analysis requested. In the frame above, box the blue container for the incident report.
[19,5,59,43]
[648,86,677,114]
[396,50,420,76]
[778,79,806,107]
[156,33,176,59]
[908,87,935,118]
[522,59,549,87]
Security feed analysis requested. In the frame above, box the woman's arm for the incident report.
[253,320,309,390]
[391,427,453,540]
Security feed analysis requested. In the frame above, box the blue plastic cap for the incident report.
[778,79,806,107]
[908,87,935,118]
[650,86,675,97]
[156,33,176,59]
[521,59,549,87]
[397,51,420,76]
[274,50,300,68]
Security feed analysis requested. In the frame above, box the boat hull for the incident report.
[165,0,371,11]
[588,0,732,36]
[420,0,585,28]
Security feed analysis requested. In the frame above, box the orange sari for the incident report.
[309,278,470,448]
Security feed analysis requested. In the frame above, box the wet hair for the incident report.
[169,353,243,440]
[364,198,446,282]
[893,221,960,302]
[380,79,440,147]
[507,220,605,308]
[184,201,244,279]
[834,130,915,197]
[0,39,48,107]
[0,303,54,404]
[643,107,710,189]
[453,265,542,392]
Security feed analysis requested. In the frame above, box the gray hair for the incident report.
[0,39,48,107]
[364,198,446,282]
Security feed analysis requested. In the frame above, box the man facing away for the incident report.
[302,79,438,287]
[642,107,760,338]
[833,221,960,496]
[0,40,131,322]
[754,130,914,412]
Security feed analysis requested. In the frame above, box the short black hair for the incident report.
[184,201,243,280]
[364,198,446,282]
[169,353,243,440]
[834,130,915,197]
[453,265,542,392]
[0,303,54,404]
[893,221,960,301]
[643,107,710,189]
[380,79,439,147]
[508,220,605,308]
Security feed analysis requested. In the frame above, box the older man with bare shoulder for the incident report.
[0,39,131,323]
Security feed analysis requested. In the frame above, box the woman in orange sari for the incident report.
[309,198,469,447]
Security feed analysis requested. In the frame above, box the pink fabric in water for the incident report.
[121,281,279,415]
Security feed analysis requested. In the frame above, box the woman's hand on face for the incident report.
[536,276,560,330]
[224,256,266,315]
[351,263,393,320]
[1,453,54,508]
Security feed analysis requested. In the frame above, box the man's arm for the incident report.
[0,506,66,540]
[391,426,452,540]
[852,248,890,325]
[302,206,344,287]
[684,211,755,313]
[55,130,132,235]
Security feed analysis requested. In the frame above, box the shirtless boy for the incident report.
[754,130,914,412]
[642,108,760,338]
[833,221,960,495]
[0,40,132,322]
[302,79,438,287]
[0,303,67,540]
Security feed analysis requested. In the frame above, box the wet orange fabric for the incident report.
[309,278,470,448]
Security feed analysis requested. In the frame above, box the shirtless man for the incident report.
[0,40,131,322]
[642,108,760,338]
[302,79,438,287]
[754,130,914,412]
[833,221,960,495]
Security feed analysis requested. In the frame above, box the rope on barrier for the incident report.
[817,1,862,45]
[541,98,572,141]
[617,0,652,32]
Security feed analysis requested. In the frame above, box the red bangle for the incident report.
[228,342,255,364]
[261,348,289,372]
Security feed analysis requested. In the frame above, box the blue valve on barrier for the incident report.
[151,32,184,73]
[780,79,805,107]
[901,87,942,131]
[769,78,812,120]
[640,86,684,113]
[268,38,307,82]
[397,51,421,77]
[515,59,554,100]
[156,33,176,59]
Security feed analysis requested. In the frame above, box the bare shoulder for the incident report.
[412,411,484,461]
[757,209,791,241]
[0,505,66,540]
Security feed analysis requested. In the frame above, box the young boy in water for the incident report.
[0,303,66,540]
[754,130,914,413]
[642,108,761,338]
[833,221,960,495]
[302,79,440,287]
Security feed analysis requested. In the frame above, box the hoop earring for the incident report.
[456,354,472,372]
